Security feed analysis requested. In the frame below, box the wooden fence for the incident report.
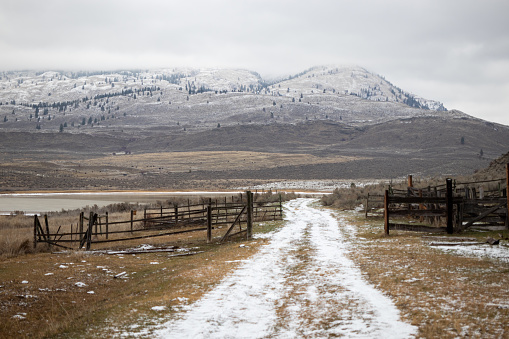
[34,191,283,250]
[383,164,509,235]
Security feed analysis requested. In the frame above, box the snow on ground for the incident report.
[153,199,416,338]
[432,242,509,263]
[238,179,382,192]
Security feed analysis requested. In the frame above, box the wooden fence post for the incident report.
[207,205,212,243]
[384,190,389,235]
[174,204,179,224]
[44,214,51,250]
[365,193,369,218]
[33,215,37,249]
[446,178,454,234]
[279,194,283,219]
[86,212,94,250]
[246,191,253,240]
[506,163,509,229]
[79,212,84,236]
[105,211,109,239]
[130,210,134,233]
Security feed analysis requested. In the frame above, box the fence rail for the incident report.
[382,165,509,235]
[34,191,284,250]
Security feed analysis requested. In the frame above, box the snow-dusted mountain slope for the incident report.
[0,65,465,136]
[275,65,446,111]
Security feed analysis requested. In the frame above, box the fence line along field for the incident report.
[0,190,291,257]
[377,170,509,235]
[33,191,283,251]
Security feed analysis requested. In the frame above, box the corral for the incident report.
[364,165,509,234]
[32,191,283,251]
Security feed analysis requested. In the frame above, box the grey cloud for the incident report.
[1,0,508,125]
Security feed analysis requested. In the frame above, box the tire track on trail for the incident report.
[154,198,416,338]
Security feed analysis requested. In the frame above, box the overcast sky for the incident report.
[1,0,508,125]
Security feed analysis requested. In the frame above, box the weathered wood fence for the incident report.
[34,191,283,250]
[383,164,509,235]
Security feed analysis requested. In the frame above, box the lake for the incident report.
[0,191,242,215]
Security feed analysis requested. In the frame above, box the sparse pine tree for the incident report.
[59,123,64,132]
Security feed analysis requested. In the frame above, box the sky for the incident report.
[1,0,508,125]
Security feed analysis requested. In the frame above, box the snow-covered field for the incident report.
[148,199,416,338]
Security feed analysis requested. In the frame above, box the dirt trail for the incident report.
[154,199,416,338]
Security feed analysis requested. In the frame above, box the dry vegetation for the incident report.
[74,151,360,173]
[0,214,283,338]
[341,211,509,338]
[0,192,296,258]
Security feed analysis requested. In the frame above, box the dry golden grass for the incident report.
[64,151,361,173]
[0,220,282,338]
[342,212,509,338]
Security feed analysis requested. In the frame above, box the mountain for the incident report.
[0,65,451,134]
[0,66,507,191]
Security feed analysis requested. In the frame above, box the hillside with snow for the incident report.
[0,65,508,189]
[0,65,456,135]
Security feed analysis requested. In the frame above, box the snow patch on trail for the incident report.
[153,199,416,338]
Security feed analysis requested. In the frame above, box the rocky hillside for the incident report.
[474,151,509,180]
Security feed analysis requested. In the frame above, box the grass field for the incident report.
[0,150,363,192]
[343,211,509,338]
